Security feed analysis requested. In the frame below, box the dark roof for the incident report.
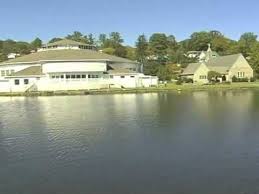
[182,63,203,75]
[11,66,43,77]
[0,49,136,65]
[206,54,241,73]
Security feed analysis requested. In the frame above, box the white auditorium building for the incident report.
[0,39,158,93]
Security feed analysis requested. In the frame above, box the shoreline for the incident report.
[0,83,259,97]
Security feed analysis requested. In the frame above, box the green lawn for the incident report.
[161,82,259,91]
[1,82,259,97]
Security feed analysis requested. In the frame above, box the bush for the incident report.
[232,76,238,82]
[208,71,221,82]
[186,78,194,83]
[250,77,256,82]
[232,76,249,82]
[241,78,249,82]
[176,79,182,85]
[181,77,193,83]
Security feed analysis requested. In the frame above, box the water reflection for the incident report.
[0,92,259,194]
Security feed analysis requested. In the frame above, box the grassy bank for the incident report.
[1,82,259,97]
[164,82,259,91]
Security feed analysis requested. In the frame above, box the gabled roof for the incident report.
[0,49,136,65]
[46,39,89,47]
[181,63,202,75]
[11,66,43,77]
[206,54,242,73]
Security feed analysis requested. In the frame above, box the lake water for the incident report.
[1,91,259,194]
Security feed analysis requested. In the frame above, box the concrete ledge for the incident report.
[0,83,259,96]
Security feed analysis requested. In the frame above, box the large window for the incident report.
[237,72,245,78]
[88,75,99,79]
[1,70,5,77]
[14,79,20,85]
[24,79,29,85]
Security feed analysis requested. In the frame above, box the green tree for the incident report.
[143,61,160,76]
[98,34,107,48]
[110,32,123,45]
[66,31,89,43]
[88,33,95,45]
[0,52,6,62]
[31,38,42,49]
[102,47,115,55]
[188,31,211,51]
[15,42,31,54]
[114,44,127,58]
[149,33,169,63]
[135,34,149,64]
[126,46,136,61]
[208,71,222,82]
[238,32,258,57]
[248,42,259,77]
[48,37,62,43]
[167,35,178,51]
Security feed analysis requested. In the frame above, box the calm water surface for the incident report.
[1,91,259,194]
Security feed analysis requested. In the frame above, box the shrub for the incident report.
[241,78,249,82]
[250,77,256,82]
[186,78,193,83]
[208,71,221,82]
[176,79,182,85]
[181,77,193,83]
[232,76,249,82]
[232,76,238,82]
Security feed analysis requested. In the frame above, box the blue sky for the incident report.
[0,0,259,45]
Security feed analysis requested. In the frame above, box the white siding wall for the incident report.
[4,77,38,92]
[37,78,108,91]
[140,76,158,87]
[0,64,39,78]
[111,75,138,88]
[42,62,107,74]
[0,80,11,92]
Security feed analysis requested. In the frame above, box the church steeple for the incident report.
[205,43,213,62]
[207,43,212,52]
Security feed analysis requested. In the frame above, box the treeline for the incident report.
[1,30,259,79]
[0,38,42,61]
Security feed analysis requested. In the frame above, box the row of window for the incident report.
[14,79,29,85]
[110,75,135,79]
[237,72,245,78]
[199,75,207,79]
[1,70,15,77]
[50,74,136,79]
[50,74,100,79]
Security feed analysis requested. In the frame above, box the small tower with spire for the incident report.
[205,43,213,62]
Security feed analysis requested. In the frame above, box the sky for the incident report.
[0,0,259,45]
